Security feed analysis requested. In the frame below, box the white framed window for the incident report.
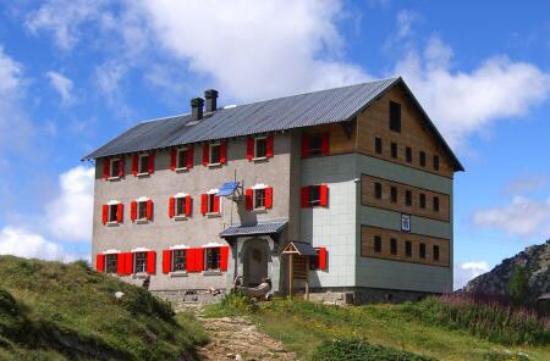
[204,247,221,271]
[108,204,118,222]
[134,252,147,273]
[110,157,121,178]
[172,249,186,272]
[105,254,118,274]
[177,147,190,170]
[209,142,221,165]
[138,153,150,175]
[137,201,148,220]
[175,196,187,217]
[254,136,267,159]
[254,188,266,209]
[208,194,218,213]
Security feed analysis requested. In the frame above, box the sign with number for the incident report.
[401,214,411,232]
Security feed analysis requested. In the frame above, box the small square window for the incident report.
[406,147,412,163]
[375,137,383,154]
[138,201,148,220]
[210,143,221,164]
[419,194,426,209]
[172,250,186,271]
[420,151,426,167]
[433,155,440,171]
[105,254,118,274]
[405,190,412,206]
[405,241,412,257]
[309,135,323,156]
[309,185,321,206]
[433,196,440,212]
[390,186,397,203]
[134,252,147,273]
[109,204,118,222]
[138,154,149,174]
[176,197,187,216]
[389,101,401,132]
[374,182,382,200]
[255,138,267,158]
[110,158,120,178]
[433,245,440,261]
[177,148,189,169]
[205,248,221,271]
[255,188,266,208]
[419,243,426,259]
[374,236,382,253]
[391,143,398,159]
[390,238,398,255]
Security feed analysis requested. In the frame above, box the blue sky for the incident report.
[0,1,549,288]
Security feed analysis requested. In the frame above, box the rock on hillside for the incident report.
[464,239,550,301]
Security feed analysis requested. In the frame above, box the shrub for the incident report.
[507,265,529,306]
[203,290,259,317]
[402,295,550,346]
[311,339,435,361]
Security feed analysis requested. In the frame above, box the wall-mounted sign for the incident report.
[401,214,411,233]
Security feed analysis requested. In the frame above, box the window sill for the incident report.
[169,271,188,278]
[107,176,121,181]
[253,207,267,213]
[174,215,188,221]
[207,163,222,168]
[202,270,222,276]
[206,212,221,218]
[253,156,268,162]
[175,167,189,173]
[106,221,120,227]
[133,272,148,279]
[137,172,150,178]
[136,219,149,224]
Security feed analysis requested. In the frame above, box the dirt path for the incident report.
[177,305,296,361]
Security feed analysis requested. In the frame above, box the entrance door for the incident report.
[243,239,269,287]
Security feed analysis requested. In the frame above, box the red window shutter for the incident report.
[185,196,193,217]
[318,247,327,270]
[168,197,175,218]
[195,248,204,272]
[117,203,124,223]
[220,141,228,164]
[125,252,134,274]
[245,188,253,210]
[186,146,194,169]
[220,246,229,271]
[102,204,109,225]
[148,151,155,174]
[130,201,137,222]
[321,132,330,155]
[96,254,105,272]
[246,137,254,161]
[301,134,310,158]
[202,143,209,166]
[117,253,125,275]
[213,195,220,213]
[162,250,171,274]
[132,155,139,176]
[118,157,125,177]
[146,200,154,220]
[187,248,204,273]
[146,251,156,274]
[301,187,310,208]
[170,148,177,170]
[102,157,110,180]
[200,194,208,215]
[266,134,274,158]
[186,248,195,272]
[320,184,329,207]
[265,187,273,209]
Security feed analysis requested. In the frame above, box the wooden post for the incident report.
[288,253,293,298]
[305,256,310,301]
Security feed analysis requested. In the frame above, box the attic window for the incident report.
[210,143,221,164]
[110,158,121,178]
[138,154,150,174]
[389,101,401,132]
[177,148,189,169]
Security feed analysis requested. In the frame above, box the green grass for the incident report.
[204,296,550,361]
[0,256,208,360]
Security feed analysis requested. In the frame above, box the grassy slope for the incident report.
[0,256,207,360]
[205,299,550,361]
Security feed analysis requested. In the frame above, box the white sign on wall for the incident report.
[401,214,411,233]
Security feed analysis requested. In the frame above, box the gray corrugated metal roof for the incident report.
[219,220,288,238]
[83,77,464,171]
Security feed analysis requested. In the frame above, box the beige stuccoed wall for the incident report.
[91,132,293,291]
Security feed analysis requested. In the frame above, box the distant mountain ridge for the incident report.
[464,239,550,301]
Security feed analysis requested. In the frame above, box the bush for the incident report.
[311,339,435,361]
[402,295,550,346]
[203,290,259,317]
[507,265,529,306]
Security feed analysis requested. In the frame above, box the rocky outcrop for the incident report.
[464,239,550,301]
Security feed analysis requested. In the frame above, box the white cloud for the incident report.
[504,175,548,195]
[396,10,418,38]
[454,261,490,290]
[47,165,95,242]
[473,196,550,236]
[0,47,23,95]
[25,0,109,50]
[46,71,74,104]
[394,36,550,146]
[132,0,369,100]
[0,226,75,261]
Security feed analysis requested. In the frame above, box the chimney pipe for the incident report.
[191,97,204,120]
[204,89,218,112]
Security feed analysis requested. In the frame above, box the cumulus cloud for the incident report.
[46,71,74,104]
[0,226,75,261]
[503,175,548,195]
[473,196,550,236]
[454,261,490,290]
[396,10,418,38]
[394,36,550,146]
[47,165,95,242]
